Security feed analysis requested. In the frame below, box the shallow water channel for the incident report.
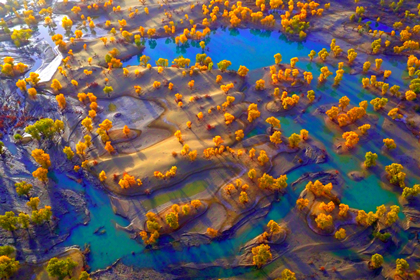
[6,24,418,277]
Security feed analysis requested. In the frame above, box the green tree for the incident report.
[42,206,52,222]
[248,169,257,181]
[13,134,22,142]
[402,184,420,198]
[79,271,91,280]
[0,212,18,232]
[288,133,301,148]
[103,86,113,97]
[258,173,274,189]
[46,257,77,279]
[155,58,168,67]
[165,212,179,229]
[267,220,281,235]
[364,152,378,167]
[395,258,409,276]
[0,246,14,257]
[31,210,44,225]
[251,244,272,268]
[182,204,190,215]
[55,120,64,134]
[274,53,282,64]
[63,146,74,160]
[0,255,19,279]
[410,78,420,93]
[385,163,406,188]
[31,206,52,225]
[196,53,207,65]
[26,197,40,210]
[140,55,151,66]
[370,97,388,111]
[280,268,296,280]
[18,213,30,229]
[11,28,32,47]
[370,254,383,269]
[386,205,400,225]
[273,175,288,191]
[146,220,160,232]
[217,60,232,71]
[15,181,32,198]
[307,90,315,102]
[25,118,61,141]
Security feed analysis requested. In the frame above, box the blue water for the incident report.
[123,28,327,70]
[11,14,108,48]
[48,28,419,276]
[362,19,394,33]
[2,137,18,155]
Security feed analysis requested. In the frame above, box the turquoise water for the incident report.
[50,28,419,276]
[56,172,138,269]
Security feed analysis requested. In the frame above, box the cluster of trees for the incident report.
[104,48,123,69]
[257,173,288,192]
[0,57,28,77]
[11,28,32,47]
[140,212,160,244]
[259,220,283,242]
[223,179,251,204]
[174,27,210,45]
[202,143,246,159]
[118,173,142,189]
[305,180,333,197]
[25,118,63,142]
[350,3,420,54]
[385,163,405,188]
[165,205,181,229]
[278,0,327,38]
[402,184,420,198]
[31,147,54,183]
[356,205,400,227]
[140,200,202,244]
[0,198,52,231]
[179,144,197,161]
[51,34,66,49]
[325,97,367,127]
[11,0,418,275]
[303,182,400,233]
[46,256,91,280]
[139,211,163,244]
[154,166,177,179]
[280,92,300,110]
